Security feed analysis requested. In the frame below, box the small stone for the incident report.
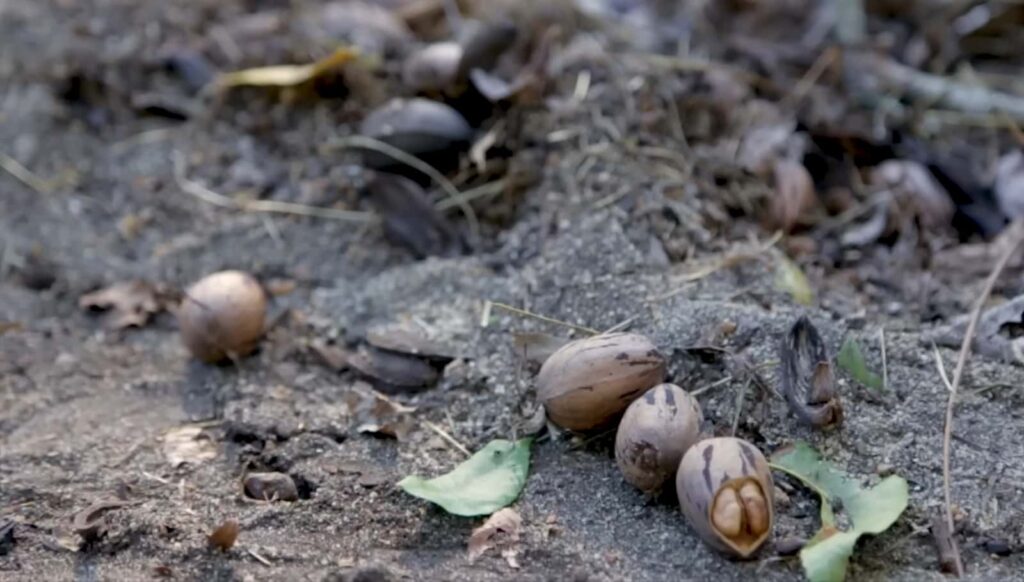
[876,463,894,477]
[982,538,1013,557]
[775,536,806,556]
[244,472,299,502]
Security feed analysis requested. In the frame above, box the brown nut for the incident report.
[537,333,666,431]
[615,383,703,494]
[676,437,774,559]
[177,270,266,363]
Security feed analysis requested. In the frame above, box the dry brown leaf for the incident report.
[768,160,816,232]
[79,280,169,329]
[467,507,522,561]
[347,382,417,439]
[162,426,217,467]
[218,47,358,88]
[872,160,954,228]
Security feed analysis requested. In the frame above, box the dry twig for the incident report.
[483,301,600,336]
[0,154,49,194]
[172,151,373,222]
[423,420,471,457]
[938,219,1024,577]
[848,53,1024,121]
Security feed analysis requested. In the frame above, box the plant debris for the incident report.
[365,172,464,258]
[467,507,521,562]
[79,280,172,329]
[399,438,532,516]
[347,344,439,391]
[771,442,909,582]
[836,337,883,392]
[779,317,842,429]
[217,48,358,89]
[162,425,218,467]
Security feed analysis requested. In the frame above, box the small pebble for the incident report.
[982,539,1013,557]
[775,537,806,557]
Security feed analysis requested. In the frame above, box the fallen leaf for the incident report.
[310,340,350,371]
[768,160,816,232]
[366,318,459,360]
[839,198,889,247]
[347,382,417,440]
[218,47,358,88]
[366,172,464,258]
[835,337,883,391]
[774,252,814,306]
[208,519,239,552]
[162,425,217,467]
[399,438,532,516]
[79,280,169,329]
[467,507,522,561]
[347,343,439,390]
[72,499,128,542]
[771,442,909,582]
[927,292,1024,366]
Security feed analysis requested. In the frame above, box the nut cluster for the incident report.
[535,332,775,559]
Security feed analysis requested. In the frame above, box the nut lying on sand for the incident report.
[615,383,703,494]
[676,437,774,559]
[537,333,666,431]
[177,270,267,363]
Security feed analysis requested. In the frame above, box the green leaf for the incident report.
[770,442,909,582]
[398,438,532,516]
[774,253,814,306]
[801,530,860,582]
[836,337,883,391]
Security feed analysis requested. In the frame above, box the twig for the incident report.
[848,53,1024,121]
[932,344,953,393]
[784,46,839,108]
[938,219,1024,577]
[931,514,962,575]
[647,231,783,303]
[0,154,49,194]
[730,378,752,436]
[484,301,600,336]
[434,179,507,211]
[422,420,470,457]
[324,136,479,243]
[690,376,733,397]
[246,547,273,566]
[172,151,373,222]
